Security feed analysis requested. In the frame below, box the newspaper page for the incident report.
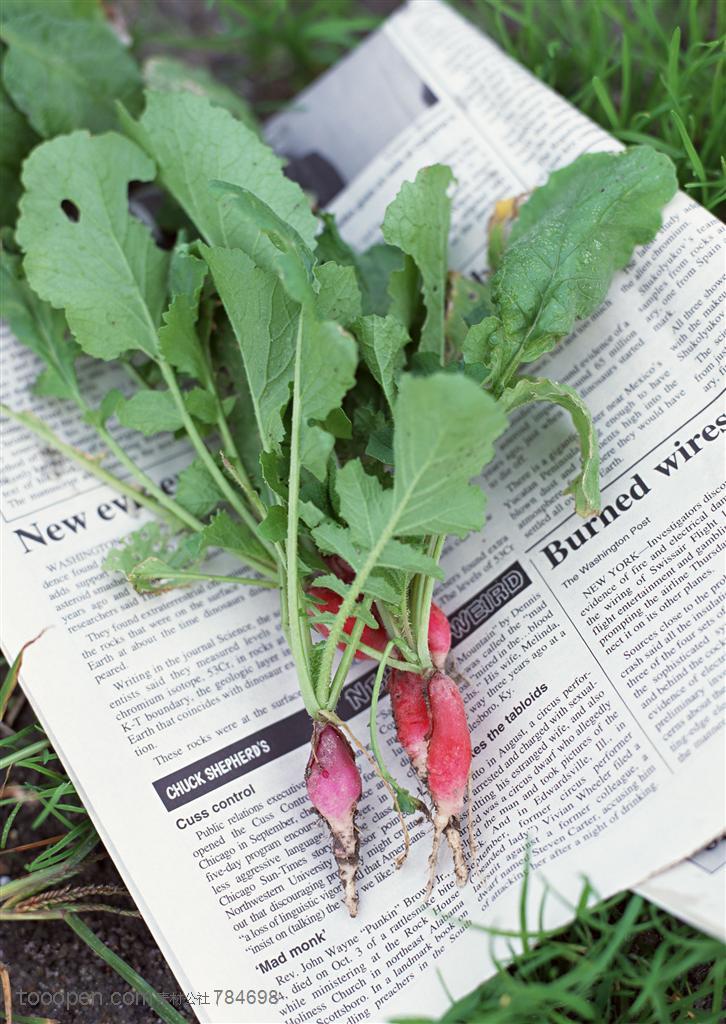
[1,2,724,1021]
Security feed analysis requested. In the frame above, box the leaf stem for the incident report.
[158,357,275,557]
[94,422,203,532]
[324,598,371,710]
[285,311,318,717]
[0,404,185,530]
[131,568,278,589]
[414,534,444,666]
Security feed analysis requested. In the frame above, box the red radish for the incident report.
[309,586,388,660]
[425,672,471,894]
[306,722,362,916]
[427,602,451,670]
[389,669,430,779]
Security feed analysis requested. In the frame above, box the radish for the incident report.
[306,722,362,916]
[425,671,471,894]
[309,586,388,659]
[427,601,451,670]
[389,669,430,778]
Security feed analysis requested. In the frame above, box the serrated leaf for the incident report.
[500,377,601,517]
[382,165,453,359]
[259,505,287,542]
[142,56,258,133]
[200,509,270,566]
[260,450,288,499]
[176,458,223,517]
[333,461,443,577]
[315,213,403,316]
[204,245,296,452]
[0,247,81,402]
[115,390,182,435]
[298,318,357,481]
[0,9,142,137]
[313,374,505,611]
[354,314,409,410]
[185,388,218,425]
[313,262,362,327]
[392,373,506,536]
[119,91,316,263]
[486,147,678,391]
[16,131,169,360]
[103,522,204,592]
[158,247,207,379]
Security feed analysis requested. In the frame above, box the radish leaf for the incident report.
[382,164,453,360]
[500,376,601,517]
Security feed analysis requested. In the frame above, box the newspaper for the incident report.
[1,1,724,1020]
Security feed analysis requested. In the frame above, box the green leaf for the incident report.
[209,181,316,303]
[185,388,218,425]
[119,91,317,261]
[142,56,258,133]
[382,165,454,359]
[0,10,142,137]
[298,318,357,481]
[486,147,678,391]
[390,373,506,536]
[500,377,601,517]
[103,522,199,589]
[445,272,493,354]
[0,79,38,226]
[176,458,223,517]
[334,461,444,577]
[203,245,296,452]
[313,374,506,602]
[200,509,270,566]
[16,131,169,360]
[315,213,403,316]
[115,391,182,435]
[259,505,287,542]
[314,262,362,327]
[0,248,81,402]
[387,253,420,330]
[158,247,207,379]
[353,314,409,410]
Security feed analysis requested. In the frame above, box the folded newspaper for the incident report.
[1,1,724,1020]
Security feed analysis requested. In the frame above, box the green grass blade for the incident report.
[64,913,189,1024]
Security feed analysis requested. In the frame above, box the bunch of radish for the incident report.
[3,66,676,917]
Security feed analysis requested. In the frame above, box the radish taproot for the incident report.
[306,722,362,916]
[427,601,451,670]
[389,669,430,778]
[425,671,471,894]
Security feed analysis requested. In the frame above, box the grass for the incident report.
[130,0,726,218]
[461,0,726,217]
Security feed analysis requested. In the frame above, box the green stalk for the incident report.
[284,311,318,717]
[0,404,185,530]
[158,357,275,557]
[324,598,371,710]
[94,422,203,532]
[131,569,278,589]
[414,534,445,666]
